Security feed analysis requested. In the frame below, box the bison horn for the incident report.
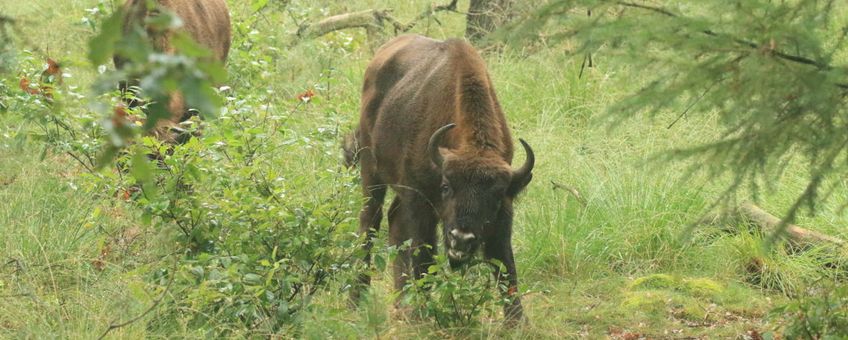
[512,138,535,180]
[428,123,456,168]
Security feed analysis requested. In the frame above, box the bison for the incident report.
[114,0,231,142]
[345,34,535,322]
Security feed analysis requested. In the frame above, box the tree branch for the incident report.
[394,0,459,33]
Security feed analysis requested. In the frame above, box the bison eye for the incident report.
[440,183,451,196]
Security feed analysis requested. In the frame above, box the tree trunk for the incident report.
[465,0,514,43]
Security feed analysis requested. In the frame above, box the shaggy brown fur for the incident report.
[114,0,231,142]
[345,34,534,322]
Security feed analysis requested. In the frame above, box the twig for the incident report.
[579,9,593,79]
[0,293,32,298]
[616,1,676,17]
[66,151,95,174]
[391,0,459,33]
[551,180,587,207]
[97,258,179,340]
[667,78,722,129]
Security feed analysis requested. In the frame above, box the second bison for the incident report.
[114,0,232,142]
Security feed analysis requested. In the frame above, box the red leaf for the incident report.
[19,76,40,95]
[45,58,61,76]
[112,104,128,128]
[296,89,315,103]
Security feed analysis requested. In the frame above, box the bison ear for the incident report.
[508,172,532,197]
[431,147,454,170]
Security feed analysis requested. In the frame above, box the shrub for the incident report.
[770,283,848,339]
[401,255,506,328]
[3,4,365,336]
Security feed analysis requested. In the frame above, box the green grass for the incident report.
[2,0,847,338]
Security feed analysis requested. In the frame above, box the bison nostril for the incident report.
[450,229,476,241]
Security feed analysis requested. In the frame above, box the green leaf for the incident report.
[130,149,154,183]
[189,266,204,277]
[251,0,270,12]
[243,273,262,284]
[374,253,386,271]
[88,9,124,66]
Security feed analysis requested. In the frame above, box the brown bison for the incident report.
[345,34,535,321]
[114,0,231,142]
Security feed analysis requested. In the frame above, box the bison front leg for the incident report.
[388,197,438,294]
[484,232,526,323]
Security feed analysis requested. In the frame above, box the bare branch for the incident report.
[395,0,460,33]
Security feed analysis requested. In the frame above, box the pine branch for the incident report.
[616,1,848,89]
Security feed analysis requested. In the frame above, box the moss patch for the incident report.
[629,274,677,290]
[629,274,726,300]
[682,278,724,299]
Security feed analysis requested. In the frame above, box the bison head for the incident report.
[428,123,534,266]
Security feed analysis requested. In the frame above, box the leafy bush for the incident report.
[2,3,366,336]
[401,255,506,328]
[770,283,848,339]
[126,103,361,334]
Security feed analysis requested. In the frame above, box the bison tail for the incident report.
[342,128,361,168]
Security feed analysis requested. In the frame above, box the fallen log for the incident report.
[702,201,845,249]
[296,9,395,40]
[295,1,459,49]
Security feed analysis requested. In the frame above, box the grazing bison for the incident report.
[114,0,231,142]
[345,34,535,321]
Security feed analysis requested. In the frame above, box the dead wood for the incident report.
[297,9,393,40]
[551,180,587,207]
[295,1,459,49]
[701,201,845,249]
